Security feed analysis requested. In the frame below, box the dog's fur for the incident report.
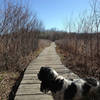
[38,67,100,100]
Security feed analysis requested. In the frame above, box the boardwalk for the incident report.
[15,42,79,100]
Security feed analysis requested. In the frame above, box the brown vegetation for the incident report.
[0,39,51,100]
[0,30,40,72]
[56,33,100,80]
[0,72,19,100]
[0,1,45,100]
[0,0,100,99]
[55,0,100,80]
[0,0,44,72]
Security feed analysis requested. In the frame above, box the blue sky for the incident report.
[29,0,90,30]
[0,0,90,31]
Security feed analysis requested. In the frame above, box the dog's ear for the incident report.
[38,67,46,81]
[40,81,49,93]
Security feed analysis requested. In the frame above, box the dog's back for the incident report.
[38,67,100,100]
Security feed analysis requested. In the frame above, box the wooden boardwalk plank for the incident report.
[15,42,78,100]
[15,95,53,100]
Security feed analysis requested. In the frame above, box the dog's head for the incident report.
[38,67,58,93]
[38,67,58,81]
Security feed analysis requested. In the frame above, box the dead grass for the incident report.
[0,39,51,100]
[0,72,19,100]
[56,36,100,80]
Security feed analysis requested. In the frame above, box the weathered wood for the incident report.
[15,42,78,100]
[15,95,53,100]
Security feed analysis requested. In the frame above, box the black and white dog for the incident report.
[38,67,100,100]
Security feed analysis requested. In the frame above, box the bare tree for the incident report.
[0,0,43,34]
[0,0,44,71]
[89,0,100,55]
[90,0,100,32]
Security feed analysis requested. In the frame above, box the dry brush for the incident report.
[56,33,100,79]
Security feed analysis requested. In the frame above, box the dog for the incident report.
[38,67,100,100]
